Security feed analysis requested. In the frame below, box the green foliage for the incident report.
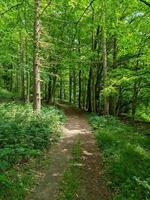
[0,103,64,200]
[136,106,150,122]
[0,88,14,101]
[0,0,150,116]
[89,114,150,200]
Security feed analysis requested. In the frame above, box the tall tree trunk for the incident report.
[21,68,25,101]
[87,67,92,112]
[79,70,82,108]
[69,66,72,103]
[10,65,13,92]
[60,79,63,100]
[48,75,52,104]
[102,3,109,115]
[131,61,140,120]
[132,81,138,120]
[51,76,57,104]
[78,37,82,108]
[26,71,30,103]
[95,63,103,113]
[83,78,87,110]
[73,66,76,104]
[110,37,117,115]
[33,0,41,112]
[25,40,30,103]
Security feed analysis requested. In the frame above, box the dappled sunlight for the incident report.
[61,126,90,139]
[52,173,60,177]
[83,150,93,156]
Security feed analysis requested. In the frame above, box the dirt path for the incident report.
[27,104,110,200]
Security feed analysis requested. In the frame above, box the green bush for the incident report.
[89,115,150,200]
[135,106,150,122]
[0,88,14,101]
[0,103,64,199]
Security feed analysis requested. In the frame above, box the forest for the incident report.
[0,0,150,200]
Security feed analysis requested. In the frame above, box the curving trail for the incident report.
[26,104,110,200]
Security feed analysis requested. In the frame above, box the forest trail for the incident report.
[26,104,110,200]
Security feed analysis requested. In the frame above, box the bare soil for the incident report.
[26,104,110,200]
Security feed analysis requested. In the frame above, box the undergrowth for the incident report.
[89,114,150,200]
[0,103,64,200]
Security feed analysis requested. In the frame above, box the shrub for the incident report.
[89,115,150,200]
[0,103,64,199]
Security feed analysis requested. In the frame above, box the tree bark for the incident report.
[79,70,82,108]
[33,0,41,112]
[102,2,109,115]
[60,79,63,100]
[132,81,138,120]
[69,66,72,103]
[48,75,52,104]
[87,67,92,112]
[110,37,118,115]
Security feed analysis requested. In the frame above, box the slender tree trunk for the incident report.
[16,67,19,93]
[87,67,92,112]
[33,0,41,112]
[79,70,82,108]
[131,61,140,120]
[52,76,57,104]
[82,78,86,109]
[78,37,82,108]
[21,42,25,101]
[48,75,52,104]
[73,66,76,104]
[25,40,30,103]
[102,3,109,115]
[110,37,117,115]
[69,66,72,103]
[10,65,13,92]
[95,63,103,113]
[60,79,63,100]
[132,82,138,120]
[64,86,66,100]
[26,71,30,103]
[21,69,25,101]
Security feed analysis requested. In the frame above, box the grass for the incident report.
[0,103,64,200]
[58,140,81,200]
[89,114,150,200]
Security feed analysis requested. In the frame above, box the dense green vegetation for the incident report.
[89,114,150,200]
[0,0,149,199]
[0,103,64,200]
[0,0,149,118]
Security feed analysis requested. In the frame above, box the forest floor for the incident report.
[26,103,110,200]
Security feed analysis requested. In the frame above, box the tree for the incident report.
[0,0,149,120]
[102,1,109,115]
[33,0,41,112]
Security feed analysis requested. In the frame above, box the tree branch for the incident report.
[0,2,24,17]
[140,0,150,8]
[39,0,53,18]
[70,0,96,47]
[76,0,96,25]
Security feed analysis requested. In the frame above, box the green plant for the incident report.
[0,103,64,200]
[89,115,150,200]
